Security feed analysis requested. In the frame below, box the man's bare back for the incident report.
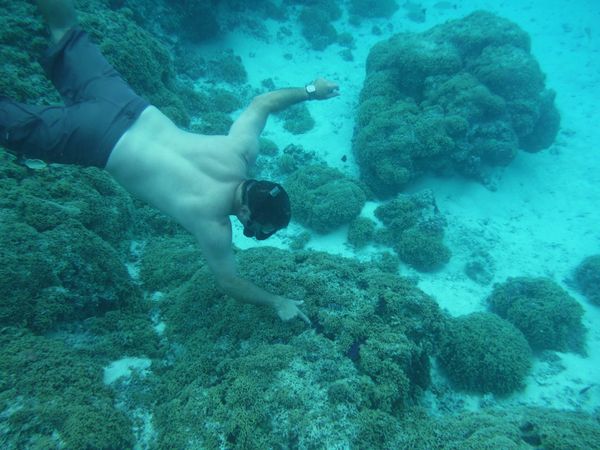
[106,105,251,236]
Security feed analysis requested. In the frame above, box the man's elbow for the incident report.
[250,94,271,113]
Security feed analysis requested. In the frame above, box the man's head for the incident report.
[240,179,291,240]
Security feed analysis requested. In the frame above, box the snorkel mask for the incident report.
[241,180,290,240]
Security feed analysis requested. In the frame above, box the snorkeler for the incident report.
[0,0,339,325]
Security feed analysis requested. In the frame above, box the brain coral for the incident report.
[353,11,560,196]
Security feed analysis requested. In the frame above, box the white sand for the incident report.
[196,0,600,413]
[103,357,152,385]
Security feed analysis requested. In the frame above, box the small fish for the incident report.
[341,155,347,162]
[579,384,595,395]
[23,159,47,170]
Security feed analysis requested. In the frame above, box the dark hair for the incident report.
[243,179,291,233]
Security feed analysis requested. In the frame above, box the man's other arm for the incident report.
[228,78,339,144]
[193,219,310,324]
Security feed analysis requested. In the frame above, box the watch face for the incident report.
[306,84,316,93]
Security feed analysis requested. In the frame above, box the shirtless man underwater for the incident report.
[0,0,340,324]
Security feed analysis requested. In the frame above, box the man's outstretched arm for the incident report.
[193,219,311,325]
[228,78,339,143]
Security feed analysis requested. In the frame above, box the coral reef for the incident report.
[347,216,377,248]
[349,0,398,19]
[298,1,342,50]
[139,234,205,291]
[0,154,159,446]
[438,312,532,395]
[2,2,598,449]
[402,406,600,449]
[278,103,316,135]
[0,328,136,449]
[0,156,143,332]
[488,277,586,353]
[375,190,451,271]
[353,11,560,196]
[284,165,367,233]
[148,247,446,446]
[574,254,600,306]
[0,1,59,104]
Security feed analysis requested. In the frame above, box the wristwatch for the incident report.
[305,83,317,99]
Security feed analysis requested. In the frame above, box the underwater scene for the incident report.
[1,0,600,448]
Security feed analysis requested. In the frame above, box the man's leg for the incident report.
[0,98,68,163]
[36,0,77,44]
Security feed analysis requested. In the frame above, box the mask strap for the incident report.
[242,179,256,206]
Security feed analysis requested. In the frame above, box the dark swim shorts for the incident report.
[0,27,149,168]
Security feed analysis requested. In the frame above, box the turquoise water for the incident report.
[1,0,599,448]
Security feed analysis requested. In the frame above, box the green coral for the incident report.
[354,11,560,195]
[438,312,532,395]
[298,4,340,51]
[206,50,248,84]
[349,0,398,19]
[0,0,59,104]
[279,103,315,134]
[354,95,458,194]
[0,215,139,332]
[347,216,376,248]
[285,165,366,233]
[487,277,586,352]
[359,328,425,414]
[394,227,451,272]
[147,247,446,446]
[398,406,600,449]
[574,254,600,306]
[140,234,205,292]
[0,156,149,334]
[374,191,451,271]
[0,328,135,449]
